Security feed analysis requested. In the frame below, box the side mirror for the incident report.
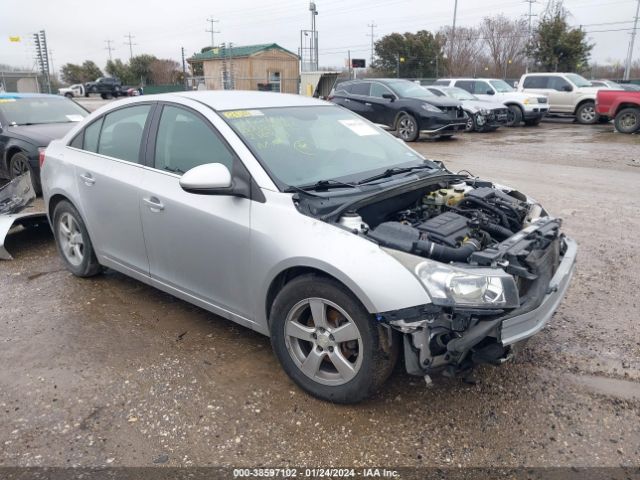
[562,85,573,92]
[382,93,396,101]
[179,163,234,195]
[486,90,495,95]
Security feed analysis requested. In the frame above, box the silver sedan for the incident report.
[42,91,576,403]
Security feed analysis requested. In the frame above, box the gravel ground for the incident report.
[0,119,639,469]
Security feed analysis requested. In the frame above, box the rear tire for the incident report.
[269,274,398,404]
[396,113,419,142]
[505,105,523,127]
[52,201,101,277]
[614,107,640,133]
[576,101,597,125]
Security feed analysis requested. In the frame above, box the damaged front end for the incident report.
[307,175,578,379]
[0,172,47,260]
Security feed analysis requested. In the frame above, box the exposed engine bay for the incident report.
[326,178,566,379]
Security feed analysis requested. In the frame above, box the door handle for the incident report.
[143,196,164,212]
[365,102,372,106]
[344,98,351,103]
[79,173,95,186]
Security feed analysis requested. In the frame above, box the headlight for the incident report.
[479,108,490,115]
[415,262,519,308]
[421,103,442,113]
[385,248,519,308]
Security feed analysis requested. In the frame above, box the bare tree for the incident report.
[149,59,181,85]
[439,26,483,76]
[479,15,528,78]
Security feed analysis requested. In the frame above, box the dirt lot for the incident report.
[0,119,639,469]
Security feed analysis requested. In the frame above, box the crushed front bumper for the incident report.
[0,172,47,260]
[500,236,577,345]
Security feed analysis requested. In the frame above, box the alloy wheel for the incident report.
[284,298,363,386]
[10,156,30,178]
[619,111,638,130]
[580,105,596,123]
[398,116,416,140]
[58,212,85,267]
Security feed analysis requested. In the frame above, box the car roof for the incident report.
[168,90,330,110]
[0,92,61,99]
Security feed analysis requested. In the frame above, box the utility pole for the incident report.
[181,47,188,90]
[452,0,458,38]
[348,50,352,79]
[525,0,538,73]
[310,2,318,70]
[105,39,115,61]
[48,49,55,81]
[124,33,136,60]
[206,17,220,48]
[367,22,377,67]
[623,0,640,81]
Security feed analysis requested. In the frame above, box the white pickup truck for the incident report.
[517,72,610,124]
[58,84,85,98]
[434,78,549,126]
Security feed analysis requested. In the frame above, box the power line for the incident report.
[206,17,220,48]
[367,22,377,66]
[124,33,136,60]
[105,39,115,61]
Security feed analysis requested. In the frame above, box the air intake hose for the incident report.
[368,222,480,263]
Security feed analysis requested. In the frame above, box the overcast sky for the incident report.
[1,0,638,74]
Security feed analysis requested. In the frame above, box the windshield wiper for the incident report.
[356,164,436,185]
[284,179,357,193]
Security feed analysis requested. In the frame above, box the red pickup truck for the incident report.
[596,89,640,134]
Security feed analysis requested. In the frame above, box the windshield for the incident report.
[0,96,88,126]
[565,74,592,88]
[441,87,476,101]
[489,80,515,92]
[222,106,435,188]
[388,81,435,98]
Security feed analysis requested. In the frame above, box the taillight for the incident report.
[38,148,46,168]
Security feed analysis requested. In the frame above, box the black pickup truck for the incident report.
[84,77,123,99]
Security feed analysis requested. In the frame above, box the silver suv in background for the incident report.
[517,72,609,124]
[41,91,577,403]
[434,78,549,127]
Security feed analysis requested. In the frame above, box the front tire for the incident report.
[269,275,397,403]
[614,107,640,133]
[53,201,101,277]
[9,151,41,195]
[464,112,476,132]
[64,92,74,98]
[505,105,523,127]
[524,117,541,126]
[576,101,597,125]
[396,113,419,142]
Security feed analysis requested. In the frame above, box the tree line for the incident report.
[60,55,183,86]
[370,1,595,79]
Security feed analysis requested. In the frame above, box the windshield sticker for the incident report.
[66,114,84,122]
[338,119,380,136]
[223,109,264,119]
[0,98,17,103]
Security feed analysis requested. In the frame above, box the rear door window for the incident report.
[523,76,549,89]
[454,80,474,93]
[97,105,151,163]
[350,82,371,96]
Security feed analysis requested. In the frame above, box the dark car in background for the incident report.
[84,76,123,99]
[0,93,89,193]
[329,79,467,141]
